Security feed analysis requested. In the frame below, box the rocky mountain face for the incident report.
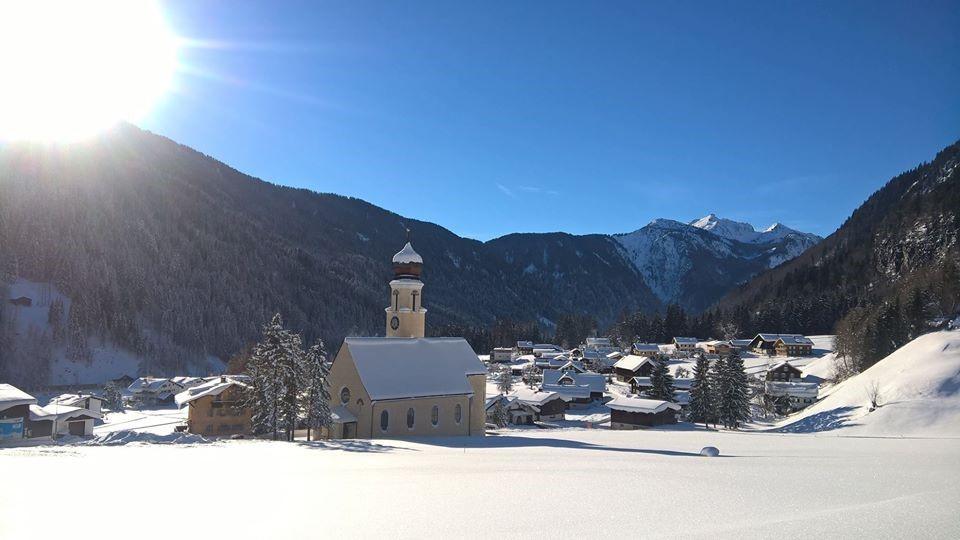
[717,140,960,368]
[0,124,819,382]
[610,216,821,311]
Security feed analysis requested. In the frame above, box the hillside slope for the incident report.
[779,330,960,436]
[716,140,960,354]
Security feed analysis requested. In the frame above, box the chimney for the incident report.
[221,375,227,383]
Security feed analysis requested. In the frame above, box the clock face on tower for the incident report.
[390,316,400,330]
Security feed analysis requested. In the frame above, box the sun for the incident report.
[0,0,178,142]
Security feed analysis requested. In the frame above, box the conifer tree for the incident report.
[491,397,511,428]
[300,340,331,441]
[716,351,751,429]
[497,363,513,394]
[102,381,124,413]
[246,314,301,440]
[687,353,713,427]
[648,357,676,402]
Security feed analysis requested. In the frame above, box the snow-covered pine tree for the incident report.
[277,329,304,442]
[492,396,511,428]
[687,353,713,427]
[521,364,541,388]
[102,381,124,413]
[300,339,331,441]
[245,313,302,440]
[717,351,751,429]
[497,363,513,393]
[648,357,676,401]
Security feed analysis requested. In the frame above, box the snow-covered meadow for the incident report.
[2,428,958,539]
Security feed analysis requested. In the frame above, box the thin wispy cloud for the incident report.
[496,183,559,198]
[496,183,516,198]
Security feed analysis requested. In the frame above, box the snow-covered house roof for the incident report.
[673,337,698,345]
[392,242,422,264]
[126,377,184,394]
[175,376,249,408]
[606,396,680,414]
[0,384,37,409]
[764,381,819,398]
[343,337,485,401]
[28,404,99,422]
[48,393,104,408]
[632,343,660,354]
[558,360,586,373]
[731,339,753,348]
[606,351,624,359]
[631,376,653,387]
[510,387,562,407]
[585,337,612,347]
[754,333,813,346]
[542,370,605,393]
[540,383,592,400]
[516,341,534,349]
[613,355,654,372]
[768,360,801,372]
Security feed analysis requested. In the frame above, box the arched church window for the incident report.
[431,405,439,426]
[406,408,415,429]
[380,410,389,432]
[339,387,350,404]
[454,404,462,424]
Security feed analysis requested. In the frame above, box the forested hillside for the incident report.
[715,140,960,371]
[0,125,658,383]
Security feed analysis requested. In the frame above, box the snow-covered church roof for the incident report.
[392,242,423,264]
[343,337,485,400]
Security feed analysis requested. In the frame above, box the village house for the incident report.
[557,360,587,374]
[485,395,539,425]
[110,374,135,388]
[28,403,100,437]
[748,334,814,356]
[49,393,105,417]
[511,387,567,421]
[124,377,186,407]
[766,361,803,382]
[631,343,660,356]
[764,381,819,414]
[325,242,486,439]
[175,376,252,437]
[490,347,516,363]
[612,355,656,382]
[672,337,698,354]
[516,341,535,356]
[540,382,593,405]
[606,396,681,429]
[1,384,36,442]
[542,370,605,402]
[699,340,735,355]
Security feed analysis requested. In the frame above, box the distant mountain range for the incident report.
[0,124,820,382]
[612,215,821,311]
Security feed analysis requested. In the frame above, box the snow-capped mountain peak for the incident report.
[689,214,761,243]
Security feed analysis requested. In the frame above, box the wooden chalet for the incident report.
[612,355,656,382]
[748,334,814,356]
[606,396,680,429]
[766,361,803,382]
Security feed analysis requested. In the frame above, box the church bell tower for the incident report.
[386,240,426,338]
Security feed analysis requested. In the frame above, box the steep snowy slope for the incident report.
[612,216,821,310]
[779,330,960,436]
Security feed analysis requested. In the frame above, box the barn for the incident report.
[606,396,680,429]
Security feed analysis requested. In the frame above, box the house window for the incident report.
[454,404,462,424]
[406,408,415,429]
[431,405,439,426]
[380,410,389,432]
[340,387,351,405]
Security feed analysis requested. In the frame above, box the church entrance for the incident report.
[342,422,357,439]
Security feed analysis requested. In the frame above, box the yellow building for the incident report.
[327,241,486,438]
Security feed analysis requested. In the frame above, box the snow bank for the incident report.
[84,430,212,446]
[779,330,960,436]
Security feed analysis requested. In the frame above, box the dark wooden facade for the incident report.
[766,363,802,382]
[614,361,654,382]
[610,407,678,428]
[537,397,567,418]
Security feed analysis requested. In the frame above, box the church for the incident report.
[325,241,487,438]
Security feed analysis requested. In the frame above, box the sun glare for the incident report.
[0,0,178,142]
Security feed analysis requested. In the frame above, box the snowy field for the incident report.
[2,428,958,539]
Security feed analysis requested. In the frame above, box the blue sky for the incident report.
[144,0,960,240]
